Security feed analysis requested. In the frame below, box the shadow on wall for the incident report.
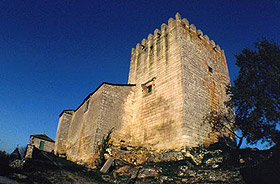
[142,96,177,146]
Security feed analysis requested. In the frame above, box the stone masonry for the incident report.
[54,13,231,165]
[55,83,134,163]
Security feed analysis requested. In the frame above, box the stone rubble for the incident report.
[96,144,245,183]
[9,159,25,170]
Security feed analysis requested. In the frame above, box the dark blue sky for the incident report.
[1,0,280,152]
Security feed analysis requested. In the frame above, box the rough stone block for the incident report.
[100,157,114,173]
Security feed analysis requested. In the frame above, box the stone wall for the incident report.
[59,83,134,164]
[25,144,33,159]
[31,137,54,153]
[55,12,232,166]
[177,14,231,147]
[126,13,231,149]
[127,14,184,150]
[54,110,74,155]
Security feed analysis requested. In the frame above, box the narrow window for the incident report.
[157,32,161,39]
[213,46,217,52]
[85,100,90,111]
[208,66,213,73]
[39,141,45,150]
[147,85,152,93]
[141,45,146,51]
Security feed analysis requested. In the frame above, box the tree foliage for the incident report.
[230,39,280,146]
[206,40,280,148]
[204,109,239,148]
[97,128,113,168]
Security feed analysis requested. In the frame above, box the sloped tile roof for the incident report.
[30,134,55,143]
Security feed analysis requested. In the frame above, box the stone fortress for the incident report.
[54,13,231,165]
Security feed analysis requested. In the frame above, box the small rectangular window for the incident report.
[39,141,45,150]
[142,84,153,96]
[141,77,156,97]
[147,85,152,93]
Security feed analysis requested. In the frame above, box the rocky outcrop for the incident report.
[104,165,243,183]
[98,144,245,183]
[109,145,225,168]
[4,143,280,183]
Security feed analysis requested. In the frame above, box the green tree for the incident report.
[206,40,280,148]
[230,39,280,147]
[204,108,239,148]
[97,128,113,168]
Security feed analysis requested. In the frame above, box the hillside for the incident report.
[1,144,280,184]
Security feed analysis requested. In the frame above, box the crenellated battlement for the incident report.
[55,12,232,162]
[131,12,223,57]
[127,12,231,148]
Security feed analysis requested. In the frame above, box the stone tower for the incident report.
[121,12,230,149]
[54,13,231,164]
